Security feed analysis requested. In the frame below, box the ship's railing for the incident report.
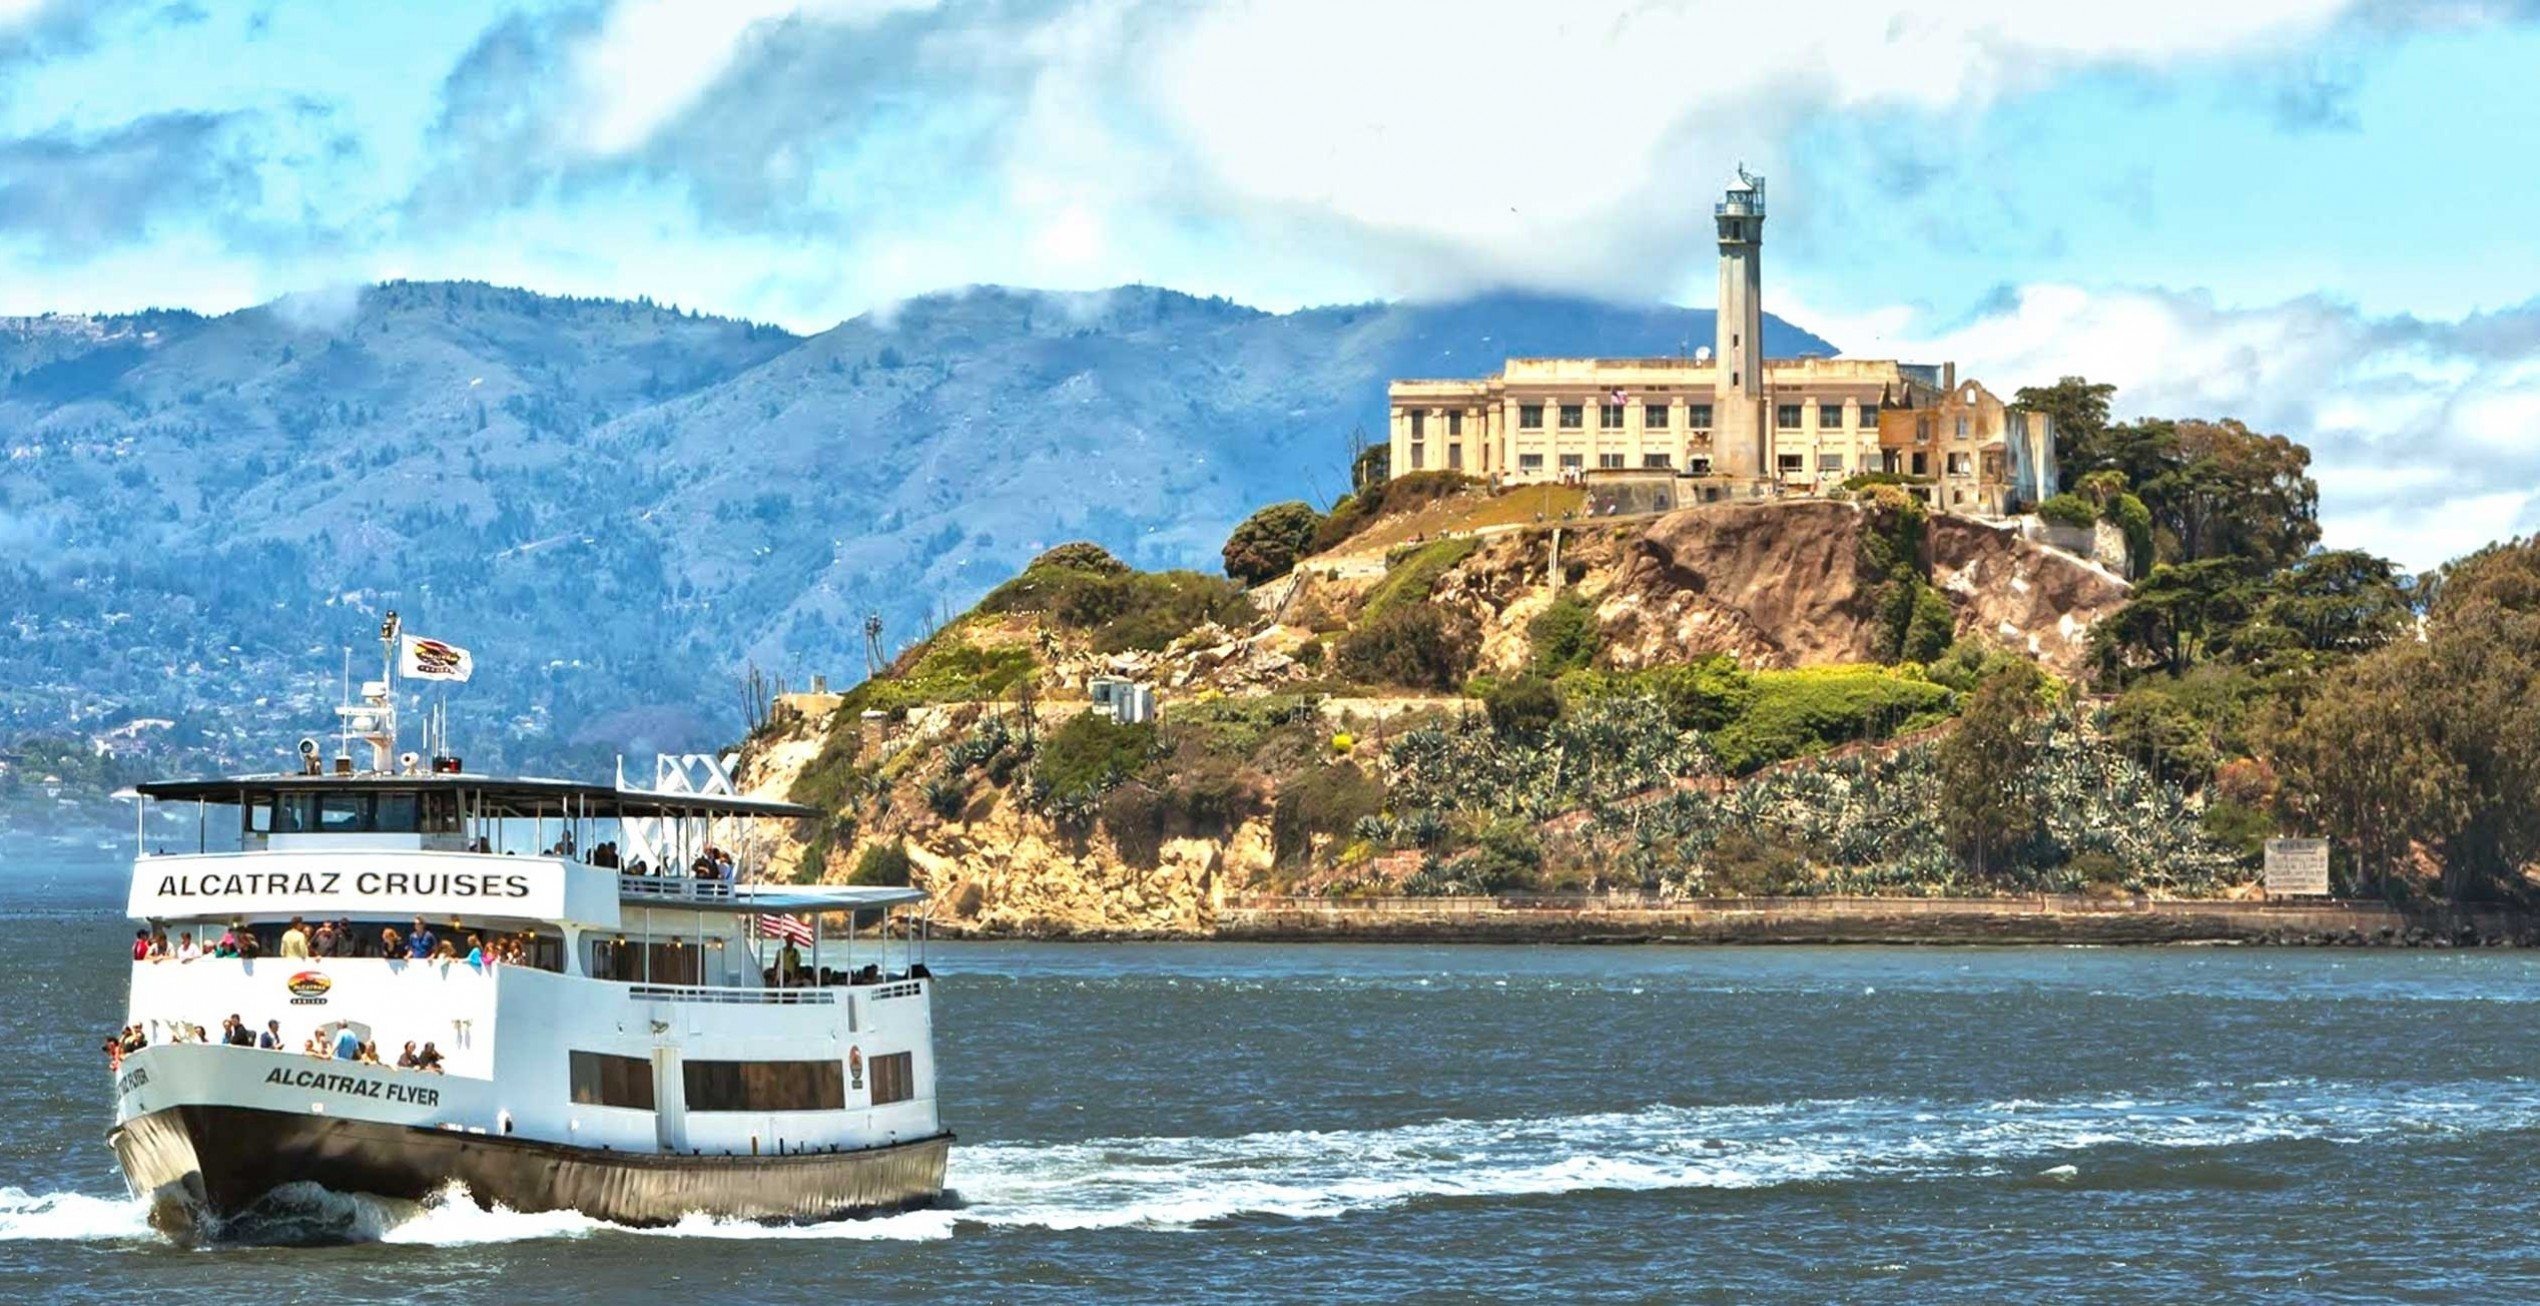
[625,982,836,1005]
[617,873,737,905]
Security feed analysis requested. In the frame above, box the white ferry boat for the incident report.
[107,619,947,1239]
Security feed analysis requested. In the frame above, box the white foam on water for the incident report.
[7,1078,2539,1246]
[0,1186,155,1242]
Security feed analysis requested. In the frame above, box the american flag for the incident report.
[756,913,813,946]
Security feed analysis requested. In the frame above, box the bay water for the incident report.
[5,856,2539,1301]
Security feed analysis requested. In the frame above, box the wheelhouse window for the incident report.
[683,1059,847,1112]
[870,1052,915,1106]
[570,1052,656,1111]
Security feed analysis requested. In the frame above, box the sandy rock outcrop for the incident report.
[1601,500,1890,669]
[1595,500,2129,676]
[899,804,1272,937]
[1928,515,2131,675]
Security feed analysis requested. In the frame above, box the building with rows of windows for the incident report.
[1385,170,2056,517]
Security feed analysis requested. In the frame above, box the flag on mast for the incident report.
[398,635,474,683]
[756,914,814,947]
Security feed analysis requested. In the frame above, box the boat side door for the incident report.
[653,1046,687,1152]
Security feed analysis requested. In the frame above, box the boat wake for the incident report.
[9,1077,2536,1246]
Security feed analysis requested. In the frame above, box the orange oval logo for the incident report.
[287,971,332,999]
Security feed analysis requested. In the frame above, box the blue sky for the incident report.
[3,0,2539,566]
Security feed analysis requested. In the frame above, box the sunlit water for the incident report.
[7,855,2540,1300]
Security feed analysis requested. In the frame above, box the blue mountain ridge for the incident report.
[0,280,1835,776]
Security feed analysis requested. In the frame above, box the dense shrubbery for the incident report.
[1357,536,1478,625]
[1336,603,1477,692]
[1271,762,1386,865]
[845,639,1038,715]
[1310,471,1479,554]
[1857,489,1956,664]
[1557,657,1753,732]
[980,544,1250,651]
[1031,713,1156,804]
[1383,695,1712,823]
[1481,673,1563,735]
[1705,665,1954,774]
[1222,501,1322,585]
[2035,492,2099,528]
[1526,590,1602,674]
[850,840,912,887]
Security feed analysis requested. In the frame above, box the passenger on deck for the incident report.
[331,1023,360,1060]
[592,841,619,869]
[357,1041,383,1066]
[119,1025,147,1054]
[406,917,438,960]
[176,931,201,962]
[148,927,171,959]
[625,857,651,877]
[131,929,150,961]
[303,1030,329,1057]
[211,926,237,958]
[258,1019,281,1050]
[415,1042,445,1073]
[237,927,263,960]
[380,926,404,958]
[221,1014,252,1046]
[464,934,486,967]
[280,916,311,958]
[332,919,357,957]
[311,919,338,957]
[396,1041,420,1069]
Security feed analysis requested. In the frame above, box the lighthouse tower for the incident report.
[1711,167,1767,485]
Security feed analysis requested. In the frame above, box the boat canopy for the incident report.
[132,772,818,822]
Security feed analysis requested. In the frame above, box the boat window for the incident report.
[373,792,419,833]
[318,792,366,832]
[682,1060,845,1112]
[420,791,462,834]
[569,1052,656,1111]
[869,1052,915,1106]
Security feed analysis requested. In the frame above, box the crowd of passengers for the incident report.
[104,1014,446,1074]
[131,915,555,969]
[515,833,742,880]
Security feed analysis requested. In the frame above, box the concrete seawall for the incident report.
[1209,894,2540,946]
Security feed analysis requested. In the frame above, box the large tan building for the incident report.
[1387,171,2055,516]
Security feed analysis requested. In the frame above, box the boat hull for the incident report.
[112,1103,950,1240]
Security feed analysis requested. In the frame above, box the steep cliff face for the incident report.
[1441,500,2128,678]
[1601,501,1892,669]
[1927,516,2131,675]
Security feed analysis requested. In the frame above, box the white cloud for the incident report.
[569,0,941,155]
[1845,281,2540,569]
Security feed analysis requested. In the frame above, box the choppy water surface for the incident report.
[7,857,2540,1301]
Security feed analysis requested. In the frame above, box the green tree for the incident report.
[1221,501,1324,586]
[2013,376,2115,490]
[1935,660,2047,877]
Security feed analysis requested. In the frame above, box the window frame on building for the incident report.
[1408,410,1425,438]
[1558,403,1584,430]
[1644,403,1670,429]
[1447,411,1463,436]
[1776,452,1805,474]
[1817,452,1844,473]
[1819,404,1842,430]
[1518,452,1545,471]
[1642,453,1673,470]
[1776,404,1803,430]
[1407,442,1424,471]
[1599,402,1626,431]
[1558,453,1585,471]
[1518,403,1544,430]
[1689,403,1713,429]
[1598,452,1625,469]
